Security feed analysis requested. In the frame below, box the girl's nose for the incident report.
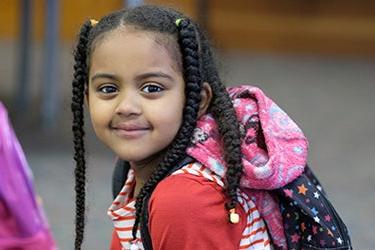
[114,93,141,117]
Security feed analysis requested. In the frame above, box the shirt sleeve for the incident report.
[148,174,247,250]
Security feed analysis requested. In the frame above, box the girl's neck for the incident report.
[129,151,166,197]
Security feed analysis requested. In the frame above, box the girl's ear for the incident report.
[197,82,212,118]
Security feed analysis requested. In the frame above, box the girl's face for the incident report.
[87,27,185,164]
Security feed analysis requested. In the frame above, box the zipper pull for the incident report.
[229,208,240,224]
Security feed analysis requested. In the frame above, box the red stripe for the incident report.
[122,206,135,212]
[110,210,121,218]
[249,239,265,247]
[247,206,257,215]
[196,169,205,178]
[182,169,190,175]
[241,195,251,203]
[239,238,265,249]
[187,163,194,169]
[113,215,136,221]
[199,164,206,171]
[125,181,134,186]
[264,239,271,246]
[242,226,267,239]
[211,175,223,185]
[246,217,261,228]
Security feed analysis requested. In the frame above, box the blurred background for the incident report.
[0,0,374,249]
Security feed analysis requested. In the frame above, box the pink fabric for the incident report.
[0,102,56,249]
[186,85,308,249]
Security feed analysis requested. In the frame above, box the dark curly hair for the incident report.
[71,5,242,249]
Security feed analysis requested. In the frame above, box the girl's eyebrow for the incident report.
[91,73,119,82]
[90,71,174,82]
[135,71,174,81]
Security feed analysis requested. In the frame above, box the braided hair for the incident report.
[71,5,243,249]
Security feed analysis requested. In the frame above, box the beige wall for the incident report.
[1,0,375,56]
[0,0,123,42]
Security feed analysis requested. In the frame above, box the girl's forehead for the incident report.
[95,27,161,51]
[89,28,181,77]
[91,27,182,72]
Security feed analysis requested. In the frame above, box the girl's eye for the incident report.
[98,85,118,94]
[141,84,164,93]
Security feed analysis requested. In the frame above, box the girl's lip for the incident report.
[112,122,150,131]
[112,127,149,139]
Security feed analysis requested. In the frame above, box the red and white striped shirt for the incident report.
[108,162,271,250]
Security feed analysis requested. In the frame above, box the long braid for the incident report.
[71,20,92,250]
[210,80,243,210]
[199,33,244,211]
[132,17,203,239]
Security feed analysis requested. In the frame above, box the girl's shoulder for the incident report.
[149,161,240,221]
[150,168,226,209]
[148,168,248,249]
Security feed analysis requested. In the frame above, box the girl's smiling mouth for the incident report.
[111,122,150,139]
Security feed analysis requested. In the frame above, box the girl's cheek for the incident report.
[89,104,109,126]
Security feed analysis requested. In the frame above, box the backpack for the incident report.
[112,158,352,250]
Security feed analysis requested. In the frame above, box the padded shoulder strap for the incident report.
[112,160,130,199]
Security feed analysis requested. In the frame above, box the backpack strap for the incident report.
[112,160,130,199]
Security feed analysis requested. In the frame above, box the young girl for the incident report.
[71,5,352,250]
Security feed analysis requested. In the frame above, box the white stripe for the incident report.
[117,230,132,239]
[174,163,226,187]
[110,207,133,218]
[113,217,136,229]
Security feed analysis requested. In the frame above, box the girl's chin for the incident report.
[118,149,168,168]
[116,155,147,164]
[109,147,155,163]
